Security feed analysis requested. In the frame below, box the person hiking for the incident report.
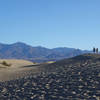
[93,47,95,53]
[96,48,98,54]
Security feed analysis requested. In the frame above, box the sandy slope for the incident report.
[0,59,40,81]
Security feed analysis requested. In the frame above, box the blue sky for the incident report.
[0,0,100,50]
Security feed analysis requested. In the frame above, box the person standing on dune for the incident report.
[93,47,95,53]
[96,48,98,54]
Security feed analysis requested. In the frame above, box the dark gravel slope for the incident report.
[0,54,100,100]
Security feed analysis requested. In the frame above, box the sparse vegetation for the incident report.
[1,61,11,67]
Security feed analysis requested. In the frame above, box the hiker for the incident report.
[96,48,98,54]
[93,47,95,53]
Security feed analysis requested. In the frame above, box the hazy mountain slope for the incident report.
[0,42,51,59]
[0,42,89,62]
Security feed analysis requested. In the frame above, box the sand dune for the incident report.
[0,54,100,99]
[0,59,41,81]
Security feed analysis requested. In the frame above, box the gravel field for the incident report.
[0,54,100,100]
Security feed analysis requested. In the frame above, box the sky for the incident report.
[0,0,100,50]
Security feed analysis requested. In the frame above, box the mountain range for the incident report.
[0,42,90,62]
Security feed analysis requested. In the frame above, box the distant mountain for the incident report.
[0,42,90,62]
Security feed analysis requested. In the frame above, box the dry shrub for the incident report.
[2,61,11,67]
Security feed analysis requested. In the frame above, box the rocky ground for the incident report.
[0,54,100,100]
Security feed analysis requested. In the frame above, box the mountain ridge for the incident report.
[0,42,90,62]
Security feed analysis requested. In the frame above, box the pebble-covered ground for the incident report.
[0,54,100,100]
